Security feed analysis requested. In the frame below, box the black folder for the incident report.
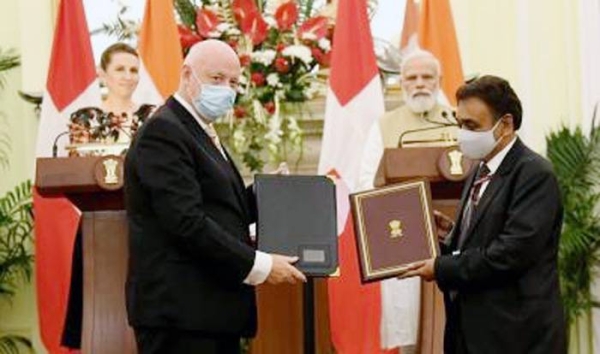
[255,174,338,276]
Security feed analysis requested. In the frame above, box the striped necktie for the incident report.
[457,164,491,247]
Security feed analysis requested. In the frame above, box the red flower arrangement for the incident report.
[175,0,333,172]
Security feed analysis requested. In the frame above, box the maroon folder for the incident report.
[350,179,439,283]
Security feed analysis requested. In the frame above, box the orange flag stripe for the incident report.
[138,0,183,99]
[399,0,419,51]
[418,0,464,106]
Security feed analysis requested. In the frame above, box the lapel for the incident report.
[222,147,252,217]
[461,138,525,248]
[166,97,250,219]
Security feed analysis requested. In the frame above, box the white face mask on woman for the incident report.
[457,119,505,160]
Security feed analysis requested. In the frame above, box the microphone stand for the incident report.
[397,111,458,148]
[52,131,71,157]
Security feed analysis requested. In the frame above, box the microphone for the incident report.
[397,110,458,147]
[398,125,455,147]
[52,131,71,157]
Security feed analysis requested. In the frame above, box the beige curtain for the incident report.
[50,0,60,26]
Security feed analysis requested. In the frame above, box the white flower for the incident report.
[251,49,277,66]
[304,82,323,100]
[266,73,280,87]
[282,45,313,65]
[318,38,331,52]
[205,4,220,12]
[265,114,283,145]
[233,128,247,152]
[227,27,241,36]
[275,89,286,99]
[264,15,277,28]
[207,30,222,38]
[301,32,318,41]
[288,117,300,131]
[286,117,302,144]
[216,23,231,32]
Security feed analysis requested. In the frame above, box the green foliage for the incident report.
[546,125,600,329]
[0,181,34,354]
[0,336,32,354]
[298,0,317,22]
[0,180,34,300]
[0,49,20,90]
[0,180,33,354]
[0,48,19,169]
[0,46,31,354]
[89,5,138,41]
[0,115,9,170]
[174,0,201,28]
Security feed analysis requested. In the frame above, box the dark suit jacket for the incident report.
[124,97,258,337]
[435,138,566,354]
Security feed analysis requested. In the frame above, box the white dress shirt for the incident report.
[477,136,518,198]
[173,93,273,285]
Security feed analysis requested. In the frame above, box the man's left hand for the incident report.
[401,259,436,282]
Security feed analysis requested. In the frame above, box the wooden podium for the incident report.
[35,156,333,354]
[36,156,135,354]
[375,146,474,354]
[35,148,466,354]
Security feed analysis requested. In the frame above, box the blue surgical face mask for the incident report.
[190,71,237,122]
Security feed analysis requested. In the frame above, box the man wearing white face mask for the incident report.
[124,40,306,354]
[358,49,457,352]
[405,75,566,354]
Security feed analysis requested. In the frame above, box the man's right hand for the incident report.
[266,254,307,284]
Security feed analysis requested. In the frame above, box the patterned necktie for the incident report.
[457,164,491,247]
[205,123,225,157]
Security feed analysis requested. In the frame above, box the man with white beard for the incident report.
[358,49,457,353]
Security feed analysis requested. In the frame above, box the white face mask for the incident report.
[458,119,504,160]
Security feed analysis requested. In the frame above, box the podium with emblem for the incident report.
[374,145,475,354]
[35,155,135,354]
[35,154,334,354]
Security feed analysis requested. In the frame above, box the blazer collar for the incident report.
[166,97,226,161]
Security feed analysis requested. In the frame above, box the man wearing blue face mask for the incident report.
[404,75,566,354]
[124,40,306,354]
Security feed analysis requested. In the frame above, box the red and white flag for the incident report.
[133,0,183,104]
[33,0,100,352]
[317,0,388,352]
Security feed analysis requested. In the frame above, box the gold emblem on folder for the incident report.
[388,220,404,239]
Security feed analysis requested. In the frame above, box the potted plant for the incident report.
[0,47,34,354]
[546,123,600,353]
[0,181,34,354]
